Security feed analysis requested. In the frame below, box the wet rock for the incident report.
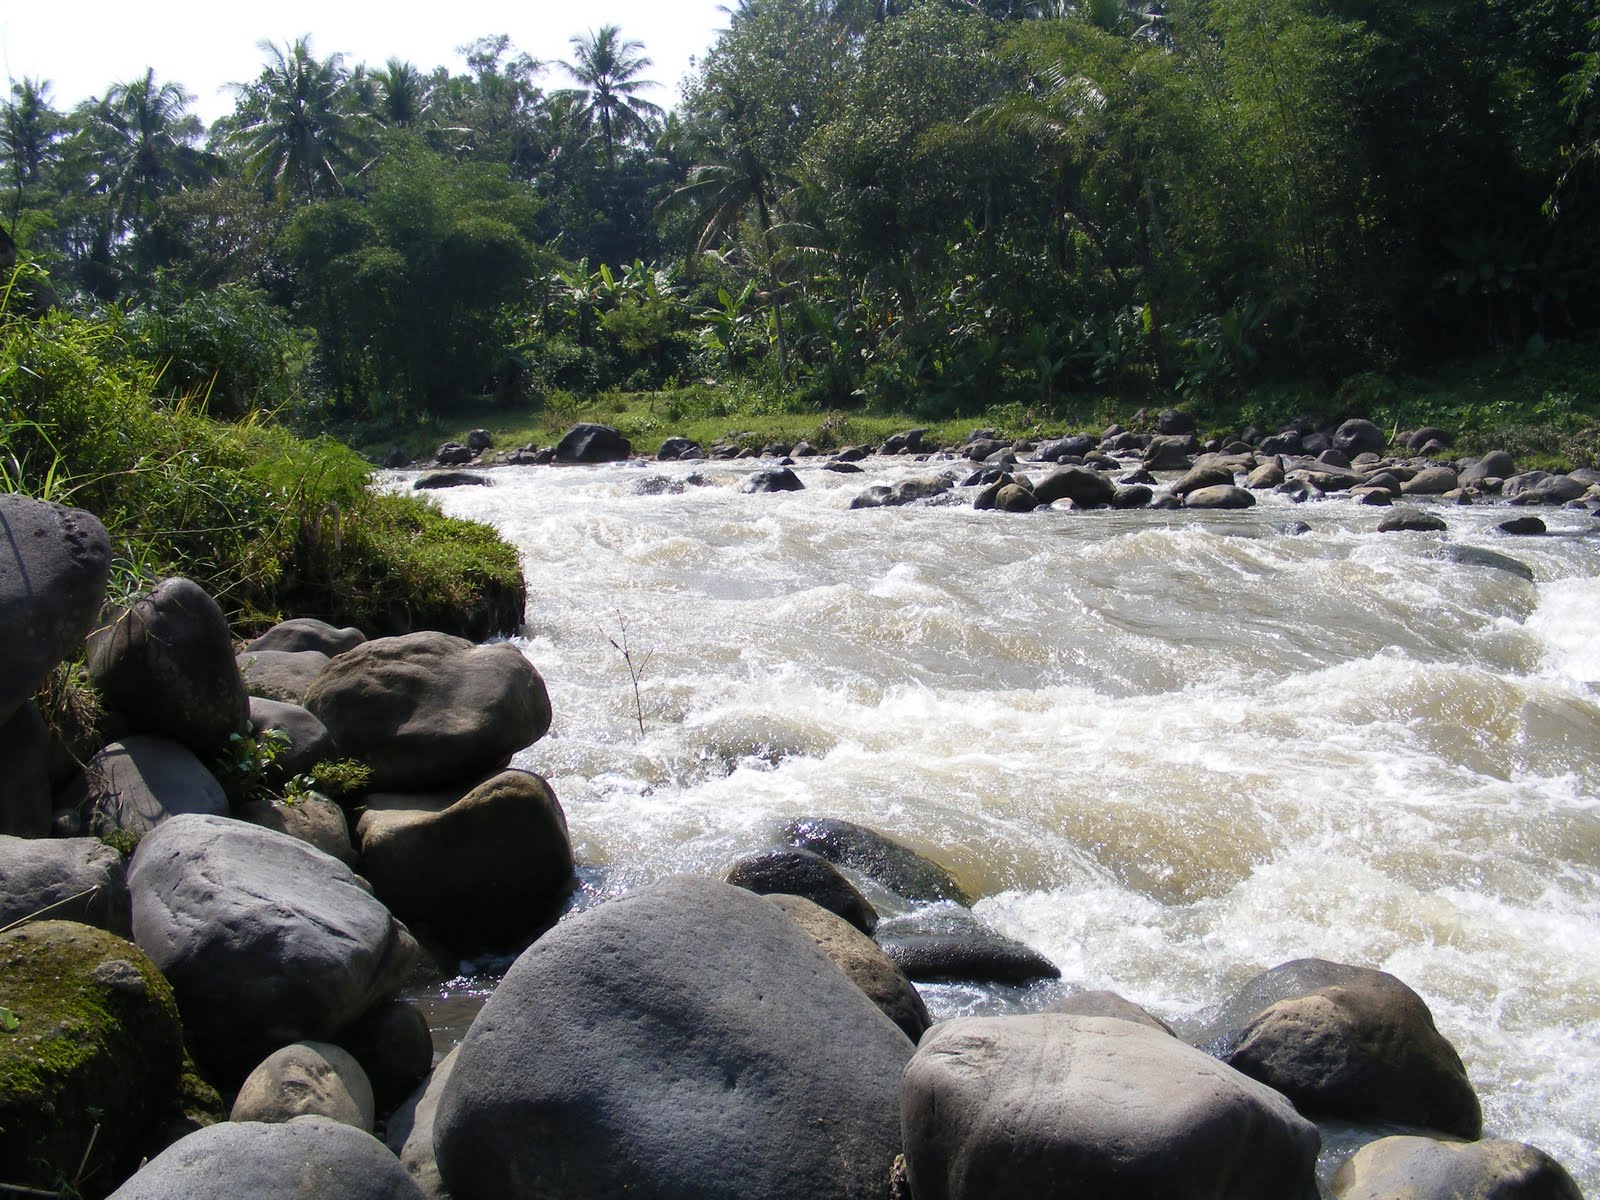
[1197,958,1482,1137]
[1045,988,1174,1035]
[994,483,1040,513]
[1330,1135,1582,1200]
[901,1015,1320,1200]
[741,466,805,493]
[1280,520,1314,536]
[726,846,878,934]
[1143,435,1195,470]
[657,436,702,460]
[339,1000,435,1114]
[304,632,551,791]
[0,834,131,936]
[880,429,928,455]
[237,648,331,705]
[823,460,863,473]
[1441,545,1535,582]
[782,816,971,905]
[231,1041,376,1131]
[1499,515,1547,535]
[1034,464,1117,508]
[239,794,354,863]
[107,1116,427,1200]
[0,496,111,724]
[413,470,490,490]
[434,442,474,466]
[0,701,51,836]
[60,734,228,839]
[86,577,250,758]
[129,813,419,1080]
[1378,507,1448,532]
[433,876,912,1200]
[851,477,954,509]
[1183,484,1256,510]
[874,904,1059,983]
[554,423,632,464]
[766,894,930,1042]
[1033,435,1095,463]
[0,921,185,1193]
[1352,486,1395,506]
[355,769,574,947]
[1110,483,1153,509]
[247,618,366,657]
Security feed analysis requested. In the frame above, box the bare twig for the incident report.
[0,888,100,937]
[603,611,654,737]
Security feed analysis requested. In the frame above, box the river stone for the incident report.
[303,632,551,791]
[1402,465,1460,495]
[339,1000,434,1113]
[1110,483,1153,509]
[1034,464,1117,507]
[1499,515,1547,535]
[0,834,132,935]
[128,813,419,1079]
[248,618,367,657]
[0,701,51,836]
[434,442,474,466]
[657,436,702,460]
[61,734,229,840]
[1198,958,1482,1137]
[106,1116,427,1200]
[1334,419,1385,457]
[741,465,805,493]
[1248,460,1286,488]
[1045,988,1174,1035]
[1330,1135,1582,1200]
[1171,463,1236,496]
[1034,435,1095,462]
[1143,435,1195,470]
[0,496,112,724]
[782,816,972,905]
[86,577,250,758]
[1442,544,1536,581]
[1183,484,1256,509]
[901,1014,1320,1200]
[0,920,185,1193]
[766,894,930,1041]
[874,904,1060,983]
[414,471,490,490]
[554,422,631,463]
[239,794,354,862]
[248,698,336,783]
[231,1041,376,1131]
[725,846,879,934]
[851,476,954,509]
[387,1048,457,1200]
[433,876,913,1200]
[1506,472,1587,505]
[1378,507,1448,533]
[237,649,331,705]
[994,483,1040,513]
[1460,450,1516,487]
[355,769,574,946]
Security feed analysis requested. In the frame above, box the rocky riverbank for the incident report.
[1,484,1587,1199]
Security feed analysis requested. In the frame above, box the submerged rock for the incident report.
[726,846,878,933]
[874,904,1060,984]
[781,816,972,905]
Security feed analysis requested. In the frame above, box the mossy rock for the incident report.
[0,920,185,1195]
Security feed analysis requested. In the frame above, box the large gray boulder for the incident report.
[355,769,574,946]
[0,701,51,835]
[231,1041,376,1131]
[303,632,551,790]
[106,1116,427,1200]
[0,496,111,724]
[61,734,229,839]
[554,423,631,463]
[781,816,971,905]
[902,1014,1320,1200]
[433,876,914,1200]
[129,814,419,1078]
[1330,1135,1582,1200]
[1197,958,1482,1138]
[237,649,331,705]
[246,617,367,657]
[86,577,250,757]
[1334,419,1386,457]
[0,834,132,935]
[1033,465,1117,508]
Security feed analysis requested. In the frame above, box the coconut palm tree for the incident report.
[95,70,214,239]
[374,59,431,129]
[557,25,664,168]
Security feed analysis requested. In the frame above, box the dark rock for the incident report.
[434,442,474,466]
[355,769,574,947]
[791,440,818,457]
[237,648,331,705]
[1460,450,1516,487]
[1330,1135,1582,1200]
[880,429,928,455]
[1143,435,1195,470]
[554,423,632,464]
[874,904,1059,983]
[741,466,805,493]
[339,1000,435,1114]
[1197,958,1482,1137]
[964,438,1009,462]
[1499,515,1547,535]
[1302,430,1334,455]
[0,497,111,724]
[0,702,51,836]
[384,447,410,469]
[0,921,185,1193]
[1034,465,1116,508]
[304,632,551,791]
[850,477,954,510]
[0,834,131,935]
[1405,426,1455,451]
[1401,465,1459,495]
[106,1116,427,1200]
[1156,407,1196,435]
[413,470,489,490]
[1045,988,1174,1035]
[60,734,228,839]
[128,813,419,1079]
[1184,484,1256,510]
[247,697,336,783]
[823,460,863,473]
[782,816,971,905]
[1378,507,1448,533]
[86,577,249,758]
[994,483,1040,513]
[466,429,494,453]
[1352,487,1394,506]
[433,877,913,1200]
[230,1041,375,1130]
[1260,432,1304,456]
[1441,545,1535,582]
[901,1015,1320,1200]
[1505,472,1587,505]
[247,619,366,657]
[1280,520,1314,535]
[1110,483,1153,509]
[833,444,873,462]
[1319,447,1353,469]
[1033,435,1095,463]
[657,436,702,460]
[725,846,878,934]
[1334,419,1386,457]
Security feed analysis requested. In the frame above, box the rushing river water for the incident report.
[400,454,1600,1191]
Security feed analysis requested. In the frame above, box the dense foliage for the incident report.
[5,0,1599,430]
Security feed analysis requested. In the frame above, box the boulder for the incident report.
[1499,516,1547,536]
[1157,407,1196,435]
[338,1000,435,1114]
[1378,507,1448,533]
[741,466,805,493]
[994,483,1040,513]
[433,876,913,1200]
[874,904,1059,984]
[850,477,954,509]
[239,794,354,863]
[303,632,551,791]
[901,1015,1320,1200]
[237,649,331,705]
[1505,472,1587,505]
[725,846,878,934]
[1330,1135,1582,1200]
[1334,419,1386,457]
[387,1049,457,1200]
[880,429,928,455]
[0,921,185,1193]
[782,816,971,905]
[1460,451,1516,487]
[1401,465,1459,495]
[1110,483,1153,509]
[1183,484,1256,510]
[0,496,111,724]
[1442,544,1535,582]
[1044,988,1174,1035]
[0,701,51,836]
[1171,464,1238,497]
[86,577,249,758]
[61,734,229,840]
[657,436,703,460]
[466,429,494,453]
[434,442,474,466]
[1142,435,1195,470]
[1197,958,1482,1137]
[1405,426,1455,451]
[106,1116,427,1200]
[413,471,490,490]
[0,834,132,936]
[1248,460,1285,489]
[1033,435,1095,463]
[1033,465,1117,508]
[247,618,366,657]
[247,698,337,784]
[128,814,419,1079]
[553,423,632,463]
[355,769,574,946]
[230,1041,376,1131]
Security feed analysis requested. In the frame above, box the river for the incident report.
[400,454,1600,1191]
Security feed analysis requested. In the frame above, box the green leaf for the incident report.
[0,1006,19,1033]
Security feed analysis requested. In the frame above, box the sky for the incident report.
[0,0,731,127]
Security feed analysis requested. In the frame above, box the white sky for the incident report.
[0,0,730,127]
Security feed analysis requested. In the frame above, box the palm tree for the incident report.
[557,26,664,168]
[375,59,430,128]
[95,70,215,241]
[228,37,369,204]
[3,79,61,191]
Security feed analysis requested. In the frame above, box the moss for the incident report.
[0,921,184,1197]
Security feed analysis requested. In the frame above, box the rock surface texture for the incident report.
[1330,1135,1583,1200]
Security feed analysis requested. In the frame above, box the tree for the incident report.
[96,71,215,240]
[3,79,62,210]
[374,59,432,128]
[558,25,664,168]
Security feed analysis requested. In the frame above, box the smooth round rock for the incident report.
[726,847,878,934]
[554,423,631,463]
[1331,1135,1582,1200]
[875,904,1060,984]
[63,734,229,839]
[231,1041,376,1131]
[741,466,805,493]
[237,649,331,705]
[0,834,132,935]
[246,618,366,657]
[781,816,971,905]
[1378,507,1448,533]
[1183,483,1256,509]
